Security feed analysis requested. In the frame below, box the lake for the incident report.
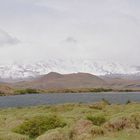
[0,92,140,108]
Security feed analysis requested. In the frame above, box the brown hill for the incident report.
[0,84,13,95]
[101,75,140,90]
[14,72,108,90]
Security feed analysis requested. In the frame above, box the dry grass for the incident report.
[0,102,140,140]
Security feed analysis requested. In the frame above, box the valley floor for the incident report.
[0,101,140,140]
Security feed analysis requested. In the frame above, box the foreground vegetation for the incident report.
[0,101,140,140]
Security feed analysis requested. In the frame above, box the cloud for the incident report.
[0,29,20,47]
[64,37,77,44]
[0,0,140,65]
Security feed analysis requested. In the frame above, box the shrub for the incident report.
[87,115,106,126]
[89,88,113,92]
[91,126,104,136]
[13,115,66,138]
[36,128,66,140]
[102,98,111,105]
[104,117,130,131]
[69,119,93,140]
[89,104,103,110]
[15,88,39,94]
[104,114,140,132]
[126,100,131,104]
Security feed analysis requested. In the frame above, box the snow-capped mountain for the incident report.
[0,59,139,79]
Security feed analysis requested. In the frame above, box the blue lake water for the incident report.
[0,92,140,108]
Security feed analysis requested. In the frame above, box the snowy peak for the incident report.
[0,59,139,79]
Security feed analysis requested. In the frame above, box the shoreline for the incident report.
[1,88,140,96]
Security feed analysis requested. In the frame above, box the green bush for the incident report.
[126,100,131,104]
[13,115,66,138]
[89,88,113,92]
[15,88,39,94]
[87,115,106,126]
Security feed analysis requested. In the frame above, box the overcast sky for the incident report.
[0,0,140,65]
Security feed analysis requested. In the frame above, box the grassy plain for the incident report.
[0,101,140,140]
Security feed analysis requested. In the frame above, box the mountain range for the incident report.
[0,71,140,95]
[0,59,140,94]
[0,59,139,80]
